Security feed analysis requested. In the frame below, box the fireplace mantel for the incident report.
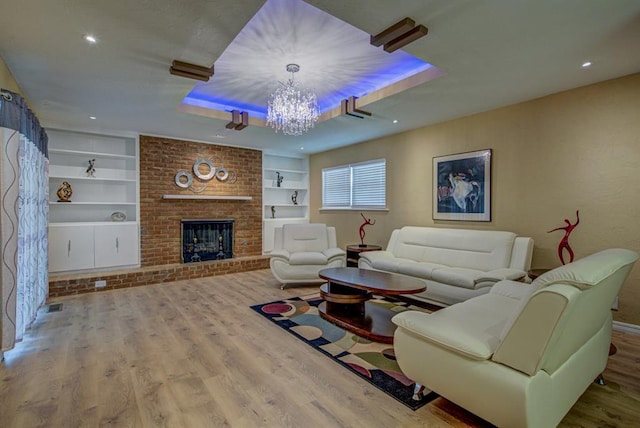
[163,195,253,200]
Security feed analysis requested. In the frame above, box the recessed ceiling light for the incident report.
[214,134,226,139]
[300,147,305,150]
[84,34,97,44]
[393,119,398,124]
[89,116,97,120]
[582,61,592,68]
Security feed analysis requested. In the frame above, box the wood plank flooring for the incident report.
[1,269,639,427]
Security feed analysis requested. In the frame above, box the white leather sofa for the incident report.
[392,248,639,428]
[269,223,345,288]
[358,226,534,306]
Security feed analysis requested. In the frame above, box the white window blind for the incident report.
[322,159,386,209]
[322,166,351,207]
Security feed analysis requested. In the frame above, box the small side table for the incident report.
[346,244,382,267]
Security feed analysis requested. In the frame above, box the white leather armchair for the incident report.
[392,248,639,428]
[269,223,346,288]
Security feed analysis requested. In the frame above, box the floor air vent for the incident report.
[47,303,63,313]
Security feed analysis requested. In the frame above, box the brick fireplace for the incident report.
[139,135,263,265]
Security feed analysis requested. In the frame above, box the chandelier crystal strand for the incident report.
[266,64,319,136]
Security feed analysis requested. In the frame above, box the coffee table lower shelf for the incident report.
[318,283,398,344]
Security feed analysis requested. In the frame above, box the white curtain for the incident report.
[1,89,48,352]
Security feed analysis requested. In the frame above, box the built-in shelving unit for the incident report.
[47,129,140,273]
[262,153,309,253]
[48,129,138,223]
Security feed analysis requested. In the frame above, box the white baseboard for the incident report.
[613,321,640,335]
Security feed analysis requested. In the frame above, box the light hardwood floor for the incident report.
[1,269,639,427]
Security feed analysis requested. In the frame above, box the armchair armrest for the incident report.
[476,268,526,283]
[322,247,346,260]
[269,249,290,261]
[358,250,394,262]
[493,288,570,375]
[392,311,494,360]
[490,280,538,300]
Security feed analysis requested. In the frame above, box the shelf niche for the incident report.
[262,154,309,254]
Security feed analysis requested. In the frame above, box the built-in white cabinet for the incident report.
[47,129,140,273]
[48,224,95,272]
[49,223,139,273]
[94,223,140,268]
[262,154,309,253]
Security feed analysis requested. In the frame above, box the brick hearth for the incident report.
[49,256,269,297]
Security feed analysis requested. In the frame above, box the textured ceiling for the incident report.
[1,0,639,155]
[184,0,435,118]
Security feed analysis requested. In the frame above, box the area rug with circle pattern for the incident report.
[250,292,437,410]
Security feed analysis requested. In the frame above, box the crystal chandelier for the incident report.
[266,64,319,136]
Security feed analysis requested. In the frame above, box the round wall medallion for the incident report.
[226,171,237,184]
[193,158,215,181]
[215,166,229,181]
[189,182,207,193]
[175,170,193,188]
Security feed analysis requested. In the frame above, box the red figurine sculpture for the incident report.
[548,210,580,265]
[359,213,375,247]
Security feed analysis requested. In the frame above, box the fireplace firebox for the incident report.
[181,219,234,263]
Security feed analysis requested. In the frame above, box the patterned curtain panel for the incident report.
[0,89,49,352]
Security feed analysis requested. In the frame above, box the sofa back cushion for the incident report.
[390,227,516,271]
[282,223,329,253]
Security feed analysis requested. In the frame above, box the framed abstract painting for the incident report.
[433,149,492,221]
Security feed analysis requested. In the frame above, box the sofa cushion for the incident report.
[391,227,516,271]
[431,267,485,289]
[371,257,408,273]
[398,261,448,280]
[392,293,516,360]
[289,251,328,265]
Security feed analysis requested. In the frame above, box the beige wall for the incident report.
[310,72,640,325]
[0,56,22,94]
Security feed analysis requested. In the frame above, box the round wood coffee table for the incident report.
[318,267,426,343]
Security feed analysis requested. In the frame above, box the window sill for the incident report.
[319,207,389,212]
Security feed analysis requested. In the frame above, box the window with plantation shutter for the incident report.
[322,159,386,210]
[322,166,350,207]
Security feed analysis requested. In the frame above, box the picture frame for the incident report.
[433,149,492,221]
